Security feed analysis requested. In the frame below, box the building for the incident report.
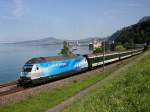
[89,39,102,50]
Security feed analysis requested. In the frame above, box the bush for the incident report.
[59,41,71,56]
[93,47,103,54]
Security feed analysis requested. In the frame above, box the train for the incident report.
[18,48,144,86]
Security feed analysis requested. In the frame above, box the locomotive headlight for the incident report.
[20,72,24,76]
[20,71,30,77]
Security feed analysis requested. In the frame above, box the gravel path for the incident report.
[47,51,148,112]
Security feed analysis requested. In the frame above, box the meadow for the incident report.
[63,51,150,112]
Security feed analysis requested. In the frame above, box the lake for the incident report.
[0,44,90,84]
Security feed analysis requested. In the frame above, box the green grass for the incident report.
[62,51,150,112]
[0,55,136,112]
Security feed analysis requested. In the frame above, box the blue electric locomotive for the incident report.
[18,55,88,85]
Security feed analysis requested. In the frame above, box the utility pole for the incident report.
[103,40,105,71]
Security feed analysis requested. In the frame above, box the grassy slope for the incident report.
[62,51,150,112]
[0,55,137,112]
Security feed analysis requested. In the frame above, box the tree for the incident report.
[59,41,71,56]
[123,39,134,49]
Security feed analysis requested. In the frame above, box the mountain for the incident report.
[13,37,64,45]
[109,16,150,45]
[10,37,106,46]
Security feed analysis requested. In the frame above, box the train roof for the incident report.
[86,49,142,58]
[25,55,80,64]
[86,51,119,57]
[86,50,133,58]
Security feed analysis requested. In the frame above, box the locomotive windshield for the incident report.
[23,67,32,72]
[23,64,33,72]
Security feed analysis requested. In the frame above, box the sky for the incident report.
[0,0,150,42]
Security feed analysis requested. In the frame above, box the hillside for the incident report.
[109,16,150,46]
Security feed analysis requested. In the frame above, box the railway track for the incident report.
[0,83,26,96]
[0,65,103,97]
[0,81,17,89]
